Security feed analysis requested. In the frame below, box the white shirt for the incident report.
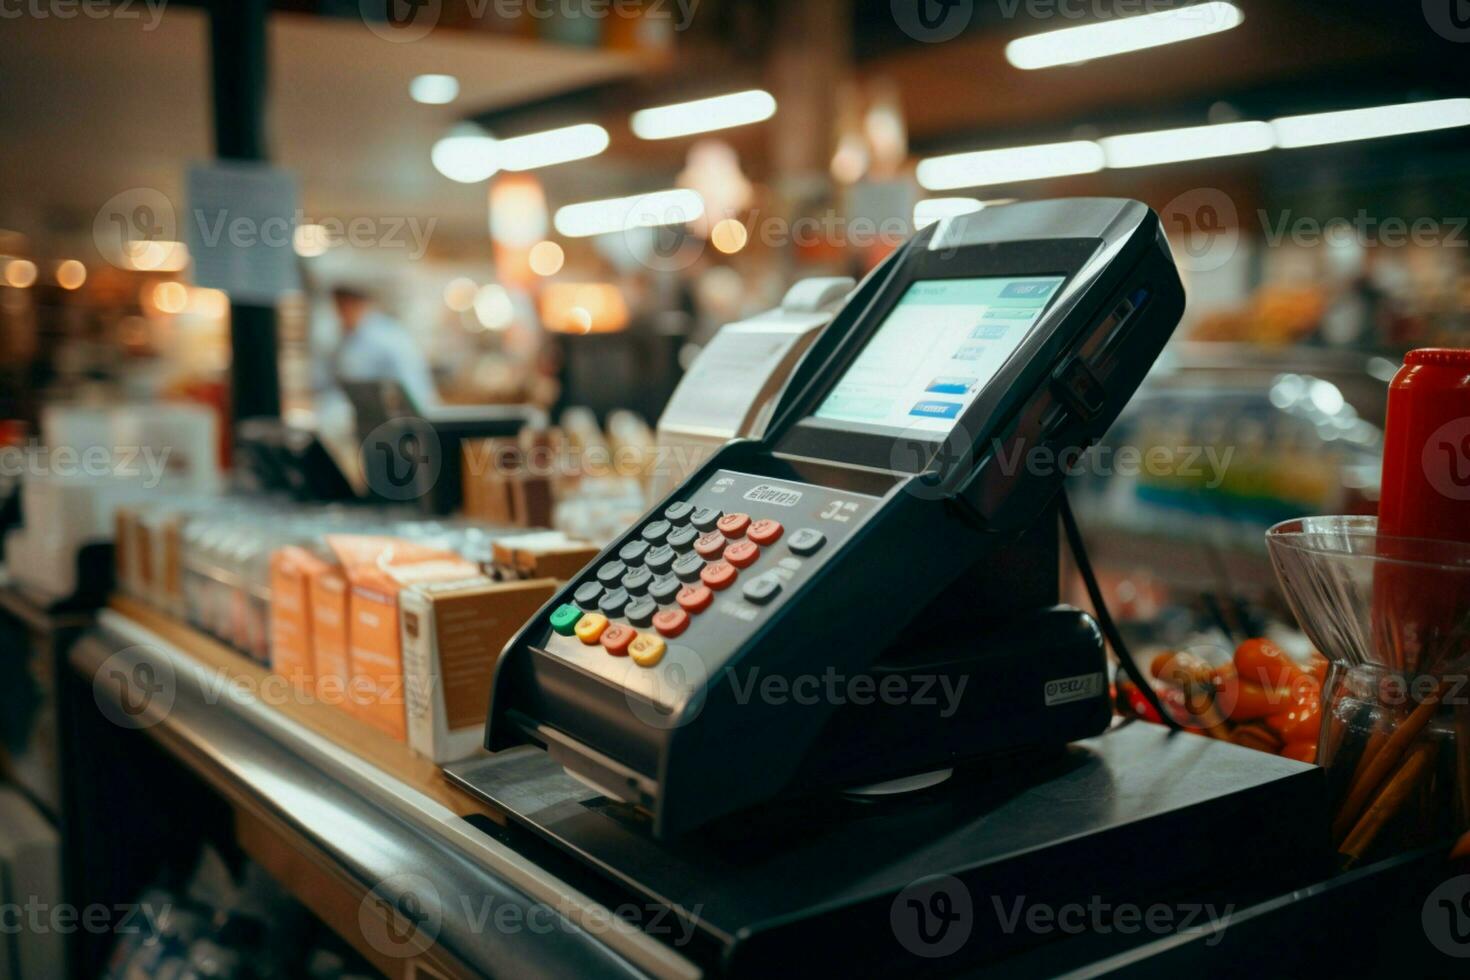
[335,310,439,409]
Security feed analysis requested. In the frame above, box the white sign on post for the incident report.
[185,162,302,305]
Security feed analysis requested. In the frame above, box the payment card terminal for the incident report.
[486,198,1186,838]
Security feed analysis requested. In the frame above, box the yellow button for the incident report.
[574,612,608,644]
[628,633,666,667]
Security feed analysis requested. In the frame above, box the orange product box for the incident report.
[327,535,483,742]
[269,545,332,691]
[308,566,351,707]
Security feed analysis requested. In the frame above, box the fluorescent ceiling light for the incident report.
[1006,2,1243,70]
[432,127,498,183]
[913,198,984,229]
[1272,98,1470,149]
[496,124,609,171]
[916,140,1104,190]
[630,90,776,140]
[409,74,459,105]
[1101,120,1274,168]
[554,189,705,238]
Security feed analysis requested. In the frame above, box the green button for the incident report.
[549,603,582,636]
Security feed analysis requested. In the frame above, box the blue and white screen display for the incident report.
[814,275,1065,435]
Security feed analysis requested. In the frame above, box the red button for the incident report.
[653,608,689,637]
[601,623,635,656]
[700,560,737,590]
[724,540,759,568]
[676,584,713,612]
[716,512,750,537]
[694,530,727,559]
[747,519,783,545]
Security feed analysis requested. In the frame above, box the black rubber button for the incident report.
[596,561,627,585]
[645,544,676,573]
[622,565,653,595]
[690,507,722,531]
[667,525,698,551]
[673,552,705,582]
[742,575,782,605]
[598,587,630,616]
[625,595,657,626]
[618,539,650,564]
[573,581,603,609]
[663,501,695,522]
[787,528,826,556]
[648,574,680,603]
[641,520,672,544]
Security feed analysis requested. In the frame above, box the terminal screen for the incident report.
[813,275,1065,436]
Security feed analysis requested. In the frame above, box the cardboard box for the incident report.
[328,535,483,741]
[400,576,555,763]
[308,566,351,707]
[269,545,331,691]
[461,437,555,528]
[490,530,599,581]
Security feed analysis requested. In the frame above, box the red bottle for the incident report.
[1379,348,1470,541]
[1374,349,1470,672]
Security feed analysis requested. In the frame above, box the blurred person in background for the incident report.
[331,285,439,409]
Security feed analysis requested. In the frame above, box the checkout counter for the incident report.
[24,200,1470,977]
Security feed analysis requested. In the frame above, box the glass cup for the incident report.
[1266,516,1470,866]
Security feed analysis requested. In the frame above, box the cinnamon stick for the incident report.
[1332,679,1450,843]
[1340,740,1440,868]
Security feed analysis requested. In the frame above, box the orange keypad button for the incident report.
[676,583,713,612]
[694,530,727,559]
[629,633,666,667]
[724,539,760,568]
[653,608,689,638]
[601,623,635,656]
[700,560,737,590]
[747,518,783,545]
[716,512,750,537]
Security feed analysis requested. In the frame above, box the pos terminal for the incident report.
[481,198,1187,837]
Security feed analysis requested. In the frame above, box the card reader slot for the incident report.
[1082,286,1151,366]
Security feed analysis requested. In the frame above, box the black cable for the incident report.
[1058,488,1183,732]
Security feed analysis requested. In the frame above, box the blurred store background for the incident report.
[0,1,1468,695]
[2,7,1470,972]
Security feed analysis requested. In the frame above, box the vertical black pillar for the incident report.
[209,0,280,421]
